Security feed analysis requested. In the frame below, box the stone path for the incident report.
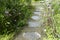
[14,1,51,40]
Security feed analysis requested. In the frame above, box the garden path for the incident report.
[14,0,50,40]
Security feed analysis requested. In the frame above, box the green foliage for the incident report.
[34,0,43,1]
[44,0,60,40]
[0,33,14,40]
[52,0,60,14]
[0,0,34,34]
[44,14,60,40]
[54,14,60,35]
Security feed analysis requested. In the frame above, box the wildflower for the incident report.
[7,22,10,24]
[44,29,46,32]
[5,10,9,14]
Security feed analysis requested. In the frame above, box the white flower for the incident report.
[9,14,12,16]
[5,10,9,14]
[14,20,16,21]
[44,29,46,32]
[7,22,10,24]
[19,13,21,14]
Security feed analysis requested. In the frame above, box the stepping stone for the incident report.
[35,7,40,11]
[23,32,41,40]
[36,7,44,12]
[35,8,41,12]
[28,21,40,27]
[31,16,40,21]
[34,12,41,15]
[45,0,52,3]
[32,1,41,6]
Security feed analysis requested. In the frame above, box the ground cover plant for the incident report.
[43,0,60,40]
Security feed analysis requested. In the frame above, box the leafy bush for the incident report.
[0,0,34,34]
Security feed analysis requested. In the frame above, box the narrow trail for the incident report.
[14,0,52,40]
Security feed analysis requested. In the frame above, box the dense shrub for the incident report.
[0,0,34,34]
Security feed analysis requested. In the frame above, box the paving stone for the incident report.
[36,8,44,12]
[31,16,40,20]
[23,32,41,40]
[28,21,40,27]
[34,12,42,16]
